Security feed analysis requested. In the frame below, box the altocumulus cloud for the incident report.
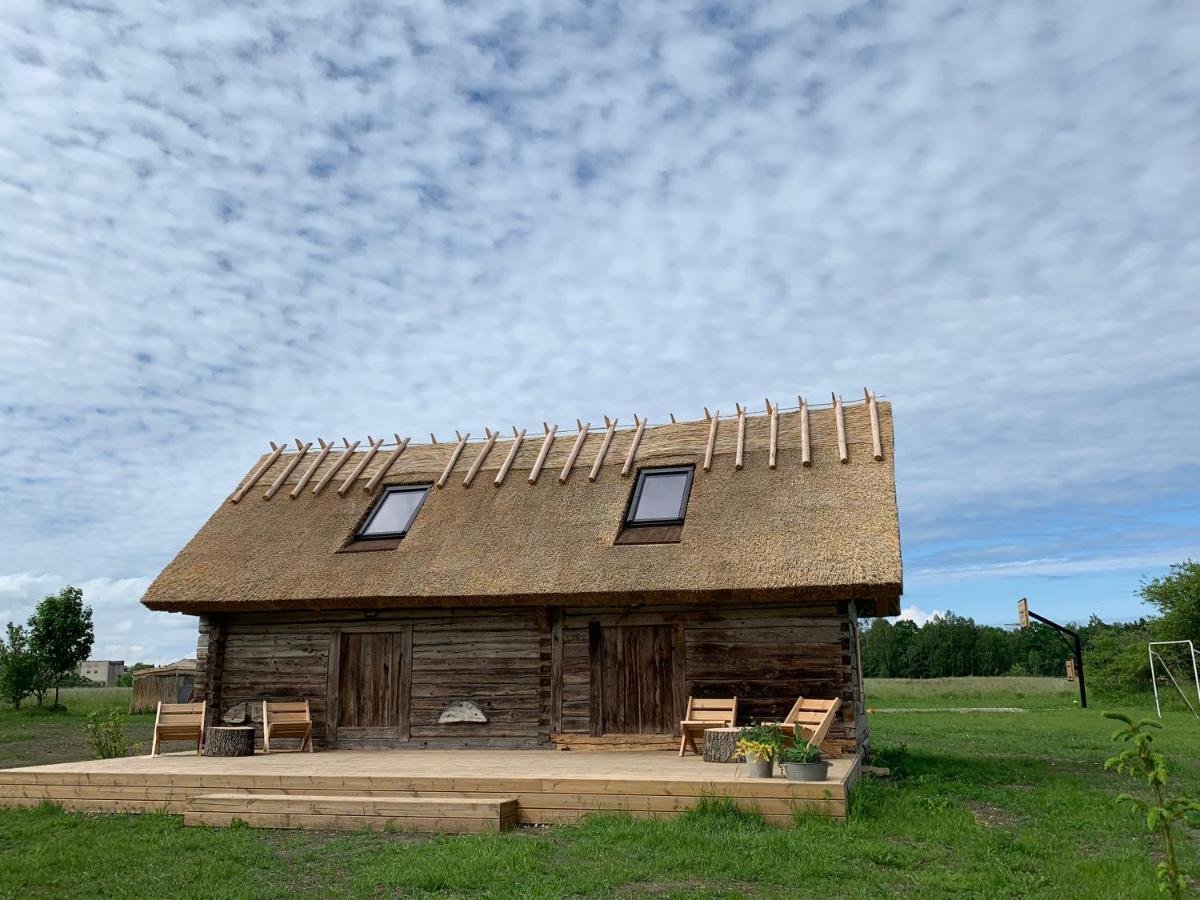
[0,1,1198,659]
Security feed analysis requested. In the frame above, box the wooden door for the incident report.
[331,629,410,746]
[590,624,682,735]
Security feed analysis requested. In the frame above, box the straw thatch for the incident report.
[141,401,902,616]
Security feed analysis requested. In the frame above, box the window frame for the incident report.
[356,483,432,540]
[624,465,695,528]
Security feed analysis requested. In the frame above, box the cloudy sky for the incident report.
[1,1,1197,664]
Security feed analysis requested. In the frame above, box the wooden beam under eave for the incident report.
[767,400,778,470]
[229,441,286,503]
[799,397,811,467]
[588,417,617,482]
[263,440,312,500]
[833,393,848,464]
[559,423,590,484]
[436,432,470,489]
[529,424,557,485]
[364,435,410,493]
[463,428,498,487]
[338,438,384,496]
[621,415,646,477]
[703,411,719,473]
[291,439,332,498]
[866,387,883,461]
[312,441,360,496]
[494,428,525,487]
[735,404,746,471]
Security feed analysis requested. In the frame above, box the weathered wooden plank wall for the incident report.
[196,602,868,754]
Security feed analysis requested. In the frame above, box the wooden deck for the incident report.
[0,750,859,828]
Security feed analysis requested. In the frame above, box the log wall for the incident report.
[192,601,869,754]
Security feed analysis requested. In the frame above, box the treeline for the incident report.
[0,586,95,709]
[861,560,1199,697]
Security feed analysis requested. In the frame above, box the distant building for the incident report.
[78,660,126,686]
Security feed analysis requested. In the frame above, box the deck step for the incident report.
[183,793,518,833]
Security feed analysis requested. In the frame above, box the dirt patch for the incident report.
[969,802,1021,828]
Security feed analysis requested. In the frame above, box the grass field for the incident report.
[0,688,154,770]
[0,679,1197,898]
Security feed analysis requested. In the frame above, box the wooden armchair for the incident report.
[777,697,843,758]
[151,701,206,756]
[678,697,738,757]
[263,700,314,753]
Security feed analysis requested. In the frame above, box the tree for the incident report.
[0,623,42,710]
[28,586,94,709]
[1140,560,1200,643]
[117,662,154,688]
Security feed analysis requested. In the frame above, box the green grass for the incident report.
[0,687,154,769]
[0,680,1198,897]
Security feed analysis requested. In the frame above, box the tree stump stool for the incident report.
[203,726,255,757]
[702,727,745,763]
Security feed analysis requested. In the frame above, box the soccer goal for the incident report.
[1147,640,1200,718]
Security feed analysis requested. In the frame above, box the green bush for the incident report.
[83,707,138,759]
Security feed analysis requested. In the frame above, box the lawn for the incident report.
[0,688,154,770]
[0,680,1197,898]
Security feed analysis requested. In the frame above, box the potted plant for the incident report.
[736,724,783,778]
[779,743,829,782]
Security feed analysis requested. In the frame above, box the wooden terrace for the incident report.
[0,750,859,830]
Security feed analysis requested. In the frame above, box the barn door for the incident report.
[590,624,682,735]
[330,628,411,746]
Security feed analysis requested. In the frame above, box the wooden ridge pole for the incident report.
[291,438,332,498]
[436,431,470,489]
[230,441,286,503]
[338,437,384,496]
[833,393,848,464]
[799,397,811,467]
[734,403,746,471]
[463,428,498,487]
[621,415,646,477]
[559,421,590,484]
[703,411,719,473]
[529,423,557,485]
[865,387,883,461]
[767,399,778,469]
[312,439,360,496]
[494,427,525,487]
[364,434,410,493]
[588,416,617,482]
[263,439,311,500]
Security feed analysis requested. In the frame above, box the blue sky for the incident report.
[1,1,1197,663]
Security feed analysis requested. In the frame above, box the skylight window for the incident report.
[358,485,430,539]
[625,466,694,527]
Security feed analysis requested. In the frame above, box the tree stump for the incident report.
[203,726,255,757]
[702,727,745,763]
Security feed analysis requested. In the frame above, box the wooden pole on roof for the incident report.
[436,431,470,489]
[621,415,646,477]
[767,399,778,469]
[312,440,360,495]
[263,439,311,500]
[735,404,746,470]
[703,411,719,473]
[528,423,557,485]
[833,393,848,464]
[364,434,410,493]
[291,438,332,498]
[338,437,384,496]
[230,441,286,503]
[494,427,525,487]
[799,397,811,467]
[865,387,883,461]
[559,422,590,484]
[588,417,618,482]
[463,428,498,487]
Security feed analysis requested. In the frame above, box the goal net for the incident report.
[1148,640,1200,718]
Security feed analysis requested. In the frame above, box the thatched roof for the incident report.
[142,396,902,616]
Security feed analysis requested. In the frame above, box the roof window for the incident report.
[625,466,694,527]
[358,485,430,539]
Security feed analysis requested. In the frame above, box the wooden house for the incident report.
[141,394,901,757]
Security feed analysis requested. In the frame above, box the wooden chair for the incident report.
[263,700,314,753]
[151,701,206,756]
[777,697,844,758]
[678,697,738,756]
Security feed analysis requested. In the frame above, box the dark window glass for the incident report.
[358,485,430,538]
[626,466,694,526]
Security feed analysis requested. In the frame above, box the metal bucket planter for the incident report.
[781,760,829,782]
[744,754,774,778]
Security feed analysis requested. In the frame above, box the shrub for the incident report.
[736,723,783,761]
[83,707,138,759]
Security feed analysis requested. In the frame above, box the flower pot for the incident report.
[744,754,774,778]
[782,760,829,782]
